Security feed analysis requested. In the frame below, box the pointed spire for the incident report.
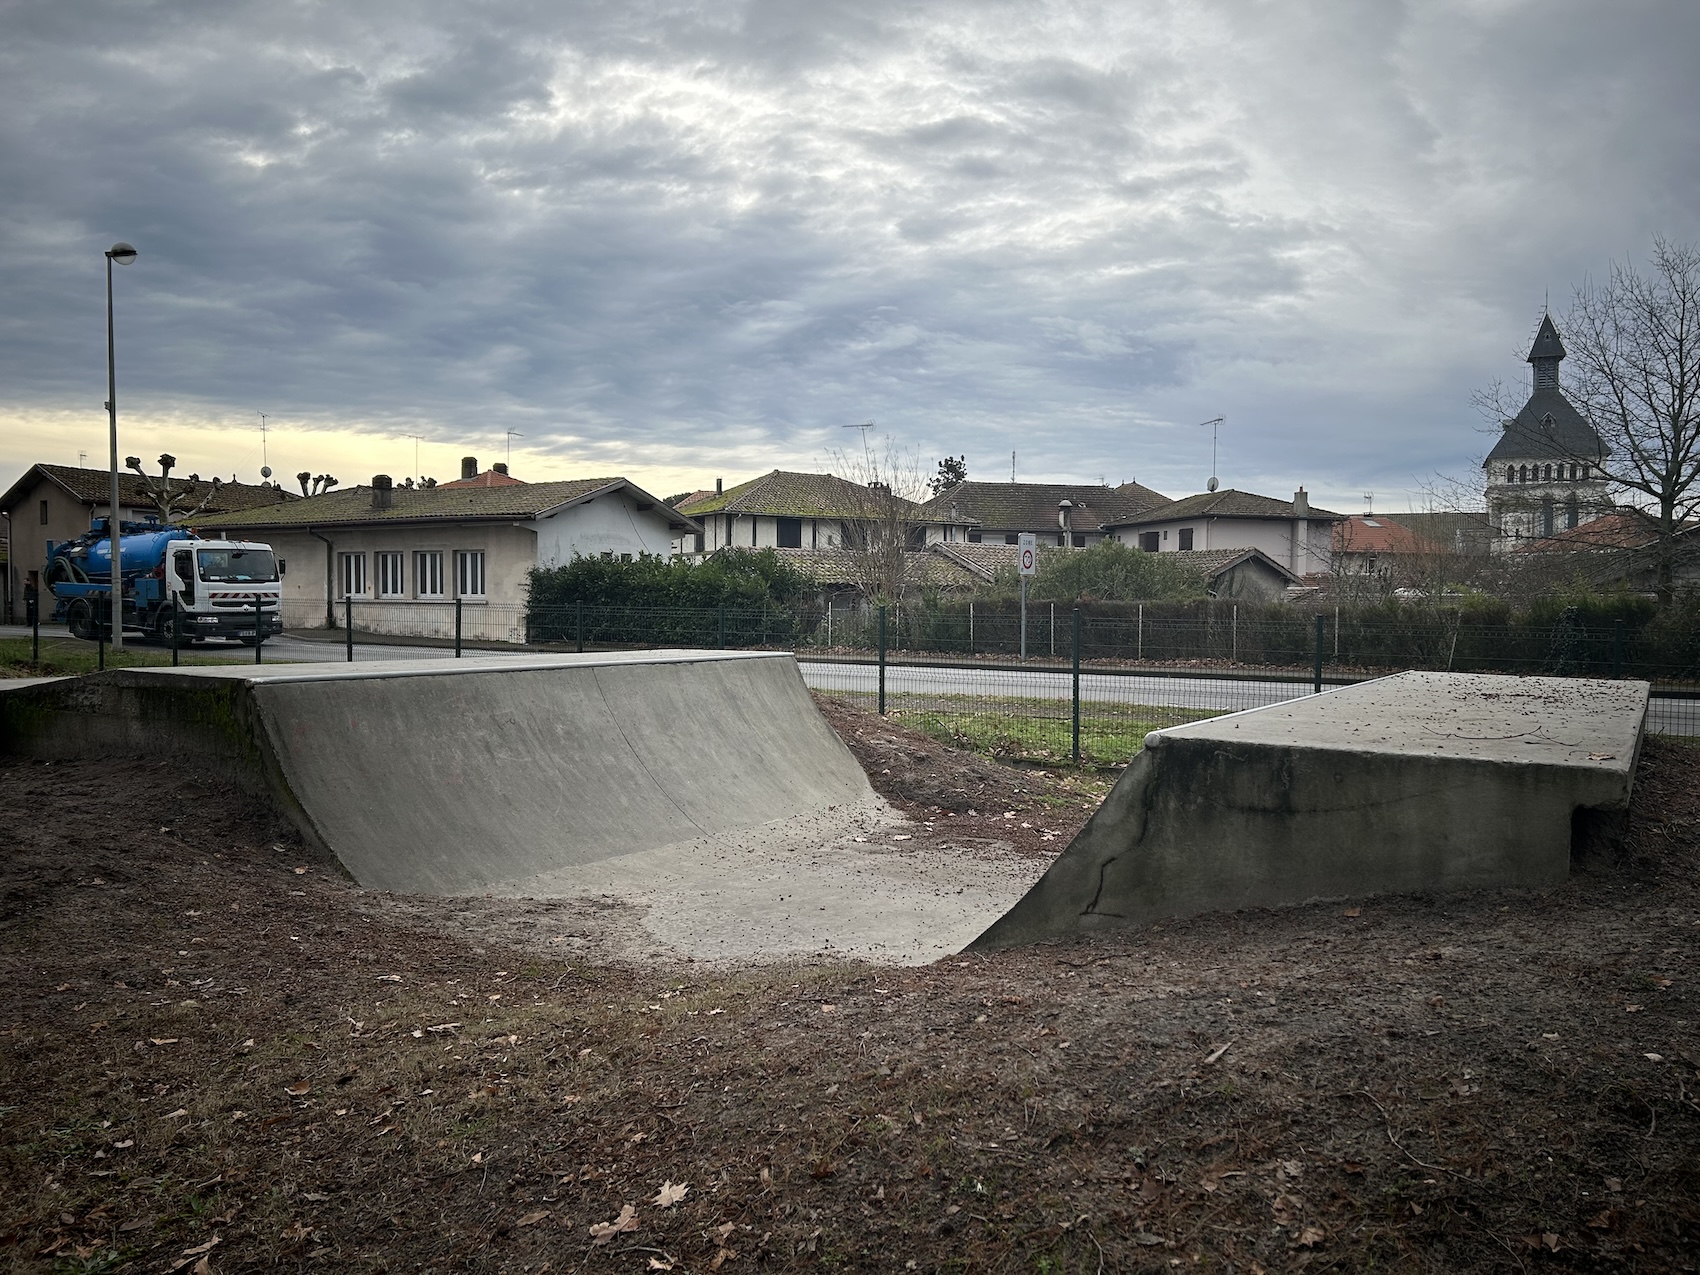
[1527,313,1566,363]
[1527,313,1565,390]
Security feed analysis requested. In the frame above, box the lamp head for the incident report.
[107,242,137,265]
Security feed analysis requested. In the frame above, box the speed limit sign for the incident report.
[1017,532,1037,576]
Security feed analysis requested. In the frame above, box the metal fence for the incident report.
[281,597,1698,764]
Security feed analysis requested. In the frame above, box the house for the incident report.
[200,473,700,641]
[0,462,295,623]
[919,480,1170,548]
[676,470,972,555]
[1484,315,1613,548]
[931,541,1300,600]
[1105,488,1342,576]
[1332,514,1439,580]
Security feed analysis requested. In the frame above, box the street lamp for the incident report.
[104,241,136,650]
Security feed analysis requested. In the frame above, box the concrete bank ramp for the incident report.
[972,671,1650,951]
[2,652,1042,963]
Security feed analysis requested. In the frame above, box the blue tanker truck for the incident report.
[44,518,283,646]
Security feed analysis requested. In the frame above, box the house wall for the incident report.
[262,522,536,642]
[951,525,1108,548]
[1484,464,1612,550]
[1113,518,1334,575]
[527,492,681,565]
[698,514,847,553]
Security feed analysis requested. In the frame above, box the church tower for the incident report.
[1483,315,1611,550]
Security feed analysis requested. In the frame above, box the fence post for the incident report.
[170,594,179,667]
[32,591,41,666]
[1613,619,1624,679]
[98,612,106,671]
[1334,605,1340,658]
[345,596,354,662]
[1232,602,1238,663]
[1071,606,1082,766]
[1137,602,1143,662]
[877,604,888,716]
[827,600,833,649]
[253,594,263,664]
[576,600,584,654]
[455,597,463,657]
[1049,602,1055,658]
[968,600,974,655]
[717,605,726,649]
[1313,612,1324,693]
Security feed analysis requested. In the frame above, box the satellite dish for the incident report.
[1207,476,1219,492]
[261,465,273,479]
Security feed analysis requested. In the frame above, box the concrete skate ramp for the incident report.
[0,652,874,894]
[972,672,1650,951]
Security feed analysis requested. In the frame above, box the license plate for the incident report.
[237,629,257,637]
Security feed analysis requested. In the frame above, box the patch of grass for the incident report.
[0,636,246,677]
[865,693,1218,768]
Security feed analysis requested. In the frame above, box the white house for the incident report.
[676,470,972,554]
[203,473,699,641]
[1105,488,1341,577]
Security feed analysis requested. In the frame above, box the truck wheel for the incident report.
[156,614,189,649]
[66,599,96,640]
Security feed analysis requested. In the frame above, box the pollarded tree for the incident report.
[1563,238,1700,603]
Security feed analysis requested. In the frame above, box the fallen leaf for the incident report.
[149,1038,180,1046]
[715,1221,736,1241]
[285,1081,310,1096]
[163,1108,189,1120]
[820,1004,836,1014]
[1644,1053,1665,1062]
[515,1209,550,1227]
[1587,752,1617,761]
[1296,1225,1326,1248]
[589,1204,638,1244]
[649,1259,676,1271]
[1203,1041,1233,1065]
[179,1237,221,1257]
[652,1181,689,1208]
[293,866,308,875]
[1544,1233,1561,1252]
[375,975,402,983]
[711,1247,737,1269]
[1342,908,1361,918]
[193,1259,213,1275]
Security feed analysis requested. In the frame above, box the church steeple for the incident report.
[1527,313,1566,391]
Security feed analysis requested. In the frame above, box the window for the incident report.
[1543,464,1553,481]
[455,550,486,597]
[967,532,982,543]
[338,552,367,598]
[1004,533,1019,545]
[1505,467,1514,483]
[1566,495,1580,530]
[414,551,444,598]
[375,551,405,597]
[1178,528,1194,551]
[199,548,278,582]
[1541,496,1555,538]
[776,517,802,548]
[1138,532,1160,553]
[39,499,48,525]
[692,532,704,553]
[1518,465,1528,483]
[1072,533,1087,548]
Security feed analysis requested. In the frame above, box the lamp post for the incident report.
[104,241,137,649]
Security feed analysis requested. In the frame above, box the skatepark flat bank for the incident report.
[972,671,1649,950]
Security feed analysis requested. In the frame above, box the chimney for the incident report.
[716,477,723,495]
[1058,499,1073,530]
[1293,487,1309,518]
[493,462,508,476]
[372,474,393,510]
[461,456,478,481]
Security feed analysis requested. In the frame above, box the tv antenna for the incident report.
[1010,450,1016,483]
[505,430,524,467]
[1364,491,1374,514]
[78,450,88,468]
[406,434,424,483]
[842,420,875,465]
[259,412,272,480]
[1197,417,1224,492]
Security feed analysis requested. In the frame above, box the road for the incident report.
[5,626,1693,733]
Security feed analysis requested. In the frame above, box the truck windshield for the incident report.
[197,548,278,582]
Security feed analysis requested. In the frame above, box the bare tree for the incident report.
[827,438,929,606]
[1562,238,1700,603]
[125,453,223,524]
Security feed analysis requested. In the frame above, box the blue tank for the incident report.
[76,525,194,577]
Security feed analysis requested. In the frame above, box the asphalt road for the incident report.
[5,626,1693,733]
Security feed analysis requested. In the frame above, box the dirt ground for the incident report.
[1,702,1697,1273]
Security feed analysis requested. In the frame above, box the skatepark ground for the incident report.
[2,697,1697,1272]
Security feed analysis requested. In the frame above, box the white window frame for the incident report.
[455,550,486,598]
[338,552,368,598]
[375,550,405,598]
[414,550,444,599]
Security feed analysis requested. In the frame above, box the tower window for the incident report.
[1543,464,1552,481]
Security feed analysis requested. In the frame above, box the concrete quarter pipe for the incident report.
[971,671,1649,951]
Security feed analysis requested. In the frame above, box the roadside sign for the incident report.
[1018,533,1037,576]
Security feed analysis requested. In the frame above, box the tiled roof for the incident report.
[1114,488,1343,525]
[724,547,981,590]
[920,480,1167,531]
[1333,515,1436,555]
[1384,511,1492,553]
[439,469,526,489]
[1514,510,1671,553]
[2,464,298,515]
[196,477,700,531]
[680,470,950,522]
[929,541,1299,585]
[1483,388,1608,465]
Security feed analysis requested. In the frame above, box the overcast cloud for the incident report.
[3,0,1698,508]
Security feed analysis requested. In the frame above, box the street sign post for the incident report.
[1018,533,1036,661]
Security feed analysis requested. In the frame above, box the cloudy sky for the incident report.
[4,0,1697,511]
